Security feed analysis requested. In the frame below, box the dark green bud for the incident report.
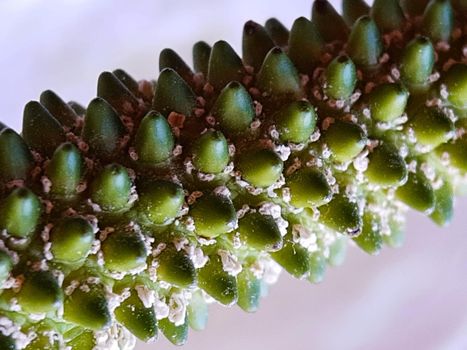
[347,16,382,68]
[156,248,197,288]
[101,230,147,272]
[113,69,140,97]
[320,194,362,235]
[400,0,430,16]
[159,317,188,346]
[192,130,229,173]
[369,83,409,122]
[242,20,275,71]
[0,187,41,238]
[159,48,194,84]
[211,81,255,134]
[97,71,139,113]
[238,212,283,251]
[271,236,310,278]
[311,0,349,42]
[187,290,209,331]
[400,36,435,90]
[324,55,357,100]
[324,120,367,163]
[422,0,454,42]
[430,177,453,226]
[409,107,454,148]
[18,270,63,313]
[441,63,467,109]
[237,269,261,312]
[137,180,185,225]
[50,217,94,264]
[437,137,467,172]
[40,90,78,128]
[238,149,283,188]
[395,170,435,214]
[264,18,290,47]
[67,101,86,116]
[0,333,16,350]
[193,41,211,77]
[342,0,370,26]
[366,142,408,187]
[22,101,66,157]
[134,110,174,164]
[352,211,383,255]
[287,168,332,208]
[191,193,237,238]
[0,129,33,182]
[90,164,132,212]
[207,41,244,90]
[371,0,405,32]
[275,100,316,143]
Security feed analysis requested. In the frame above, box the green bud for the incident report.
[308,252,326,284]
[288,17,324,74]
[156,248,197,288]
[371,0,405,32]
[0,187,41,238]
[429,177,453,226]
[287,168,332,208]
[134,111,174,164]
[238,212,283,251]
[159,48,194,84]
[327,236,347,266]
[395,170,435,214]
[193,41,211,77]
[115,290,158,342]
[90,164,132,212]
[237,269,261,312]
[64,284,111,330]
[383,217,405,248]
[366,142,408,187]
[82,97,126,159]
[101,230,147,272]
[0,250,12,285]
[0,333,16,350]
[342,0,370,26]
[97,71,139,113]
[324,55,357,100]
[409,107,454,148]
[66,330,95,350]
[190,193,237,238]
[187,290,209,331]
[50,217,94,264]
[18,270,63,313]
[207,40,244,90]
[441,63,467,109]
[137,180,185,225]
[325,120,367,162]
[238,149,283,188]
[211,81,255,134]
[256,47,301,97]
[40,90,78,128]
[271,236,310,278]
[22,101,65,157]
[352,211,383,255]
[192,130,229,173]
[0,129,33,182]
[159,317,188,346]
[67,101,86,116]
[311,0,349,42]
[198,253,238,305]
[400,36,435,90]
[437,137,467,172]
[369,83,409,122]
[113,69,140,97]
[242,20,275,71]
[275,100,317,143]
[25,330,59,350]
[320,194,362,235]
[347,16,382,68]
[264,18,290,47]
[422,0,454,42]
[400,0,430,16]
[46,143,82,198]
[153,68,196,116]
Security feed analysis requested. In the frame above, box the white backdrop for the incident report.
[0,1,466,349]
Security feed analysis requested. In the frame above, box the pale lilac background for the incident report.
[0,1,466,349]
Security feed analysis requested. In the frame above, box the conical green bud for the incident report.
[371,0,405,32]
[67,101,86,116]
[198,253,238,305]
[134,111,174,164]
[288,17,324,74]
[101,230,147,272]
[193,41,211,77]
[287,168,332,208]
[437,137,467,172]
[324,55,357,100]
[422,0,454,42]
[256,47,301,97]
[97,71,139,113]
[113,69,140,97]
[156,247,197,288]
[192,130,229,174]
[211,81,254,134]
[160,48,194,84]
[50,217,94,264]
[238,148,283,188]
[114,290,158,342]
[308,252,326,284]
[40,90,78,128]
[242,20,275,71]
[347,16,382,68]
[324,120,367,163]
[400,0,430,16]
[264,18,290,47]
[18,270,63,313]
[409,107,454,148]
[395,170,435,214]
[0,128,33,182]
[342,0,370,26]
[237,269,261,312]
[153,68,196,116]
[238,212,283,251]
[369,83,409,122]
[82,97,126,159]
[0,187,41,238]
[271,235,310,278]
[46,142,82,198]
[275,100,317,143]
[159,317,188,346]
[90,164,132,212]
[22,101,66,157]
[352,211,383,255]
[137,180,184,225]
[207,40,244,90]
[311,0,349,42]
[430,176,453,226]
[190,193,237,238]
[187,290,208,331]
[441,63,467,109]
[400,36,435,90]
[64,283,111,330]
[320,193,362,235]
[0,250,12,285]
[366,142,408,187]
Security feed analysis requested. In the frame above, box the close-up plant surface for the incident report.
[0,0,467,349]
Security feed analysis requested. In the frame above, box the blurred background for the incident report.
[1,0,467,349]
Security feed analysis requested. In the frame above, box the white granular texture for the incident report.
[218,249,242,276]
